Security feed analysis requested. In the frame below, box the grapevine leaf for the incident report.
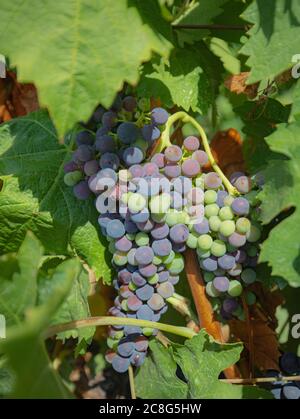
[240,0,300,83]
[135,339,188,399]
[136,331,272,399]
[138,43,222,114]
[0,0,172,137]
[258,122,300,287]
[0,111,113,283]
[0,232,43,327]
[38,264,95,342]
[209,38,241,75]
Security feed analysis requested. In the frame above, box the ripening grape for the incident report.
[151,107,169,125]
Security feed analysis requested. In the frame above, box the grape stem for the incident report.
[158,111,239,196]
[128,365,136,399]
[44,316,197,340]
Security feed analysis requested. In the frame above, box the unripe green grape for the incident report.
[177,210,190,225]
[205,203,219,217]
[126,233,136,241]
[203,272,214,283]
[245,291,256,305]
[209,215,221,232]
[121,299,128,311]
[241,268,256,284]
[187,233,198,249]
[206,282,220,298]
[197,248,211,258]
[228,280,243,297]
[204,190,217,204]
[246,225,261,242]
[135,232,149,246]
[121,191,133,205]
[148,274,159,285]
[153,255,163,265]
[210,240,226,257]
[228,263,242,277]
[151,213,167,223]
[143,327,155,336]
[107,337,119,350]
[195,175,205,189]
[150,193,171,214]
[247,245,258,257]
[128,193,146,212]
[162,250,175,264]
[226,243,237,253]
[197,234,213,250]
[119,169,131,182]
[166,210,179,227]
[64,170,82,186]
[224,195,234,206]
[219,206,234,220]
[219,220,235,237]
[236,217,251,234]
[167,254,184,275]
[113,251,128,266]
[109,241,116,254]
[128,281,138,291]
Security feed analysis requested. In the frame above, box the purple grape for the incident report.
[172,243,186,253]
[83,160,99,176]
[134,246,154,265]
[280,353,300,375]
[131,208,150,223]
[139,264,157,278]
[218,255,236,270]
[119,285,133,299]
[151,223,169,240]
[164,145,182,163]
[152,239,172,257]
[124,325,142,335]
[282,384,300,399]
[151,153,165,168]
[228,232,247,247]
[95,134,116,153]
[123,96,137,112]
[141,124,161,142]
[144,162,159,176]
[115,236,132,252]
[136,284,154,301]
[147,294,165,311]
[157,281,174,298]
[202,257,218,272]
[151,107,169,125]
[127,295,143,311]
[112,355,130,373]
[118,269,132,284]
[169,275,180,285]
[222,298,239,313]
[129,164,145,178]
[135,336,149,352]
[136,219,155,232]
[183,136,200,151]
[234,250,247,264]
[181,159,201,178]
[170,191,185,210]
[106,219,125,239]
[74,145,93,162]
[234,176,252,194]
[164,163,181,178]
[172,176,192,195]
[117,122,139,144]
[230,171,245,183]
[169,224,189,244]
[117,338,135,358]
[123,147,144,166]
[231,198,250,215]
[193,218,210,235]
[73,180,91,200]
[136,304,154,320]
[158,270,170,283]
[131,351,146,367]
[105,350,116,364]
[192,150,209,166]
[132,271,147,287]
[124,219,139,234]
[102,111,117,128]
[100,152,120,170]
[213,276,230,292]
[216,190,228,207]
[64,161,78,173]
[204,172,222,189]
[76,130,94,146]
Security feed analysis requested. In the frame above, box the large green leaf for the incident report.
[136,331,271,399]
[0,111,112,283]
[0,0,172,137]
[240,0,300,83]
[138,43,222,114]
[258,122,300,287]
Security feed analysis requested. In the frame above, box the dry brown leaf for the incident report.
[8,71,39,116]
[225,72,259,99]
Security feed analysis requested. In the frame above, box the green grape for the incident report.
[121,191,133,205]
[197,248,211,258]
[107,337,119,350]
[148,274,159,285]
[121,299,128,311]
[203,272,214,283]
[209,215,221,232]
[187,233,198,249]
[241,268,256,284]
[167,254,184,274]
[150,193,171,214]
[119,169,131,182]
[247,245,258,257]
[126,233,136,241]
[108,241,116,254]
[113,251,128,266]
[204,190,217,204]
[205,203,219,217]
[219,220,235,237]
[197,234,213,250]
[177,210,190,225]
[153,255,163,265]
[143,327,155,336]
[219,206,234,220]
[166,210,179,227]
[135,232,149,246]
[128,281,138,291]
[245,291,256,305]
[224,195,234,206]
[151,213,167,223]
[206,282,220,298]
[228,280,243,297]
[236,217,251,234]
[162,250,175,264]
[226,243,237,253]
[64,170,82,186]
[195,175,205,189]
[128,193,146,212]
[246,225,261,242]
[210,240,226,257]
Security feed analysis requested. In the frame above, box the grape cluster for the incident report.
[266,353,300,399]
[64,96,263,373]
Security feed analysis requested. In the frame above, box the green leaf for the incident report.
[38,264,95,342]
[136,331,272,399]
[240,0,300,83]
[0,111,112,283]
[138,43,222,114]
[0,0,172,136]
[258,122,300,287]
[209,37,240,75]
[0,232,43,327]
[135,339,188,399]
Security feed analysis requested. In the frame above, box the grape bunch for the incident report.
[64,96,263,373]
[265,352,300,399]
